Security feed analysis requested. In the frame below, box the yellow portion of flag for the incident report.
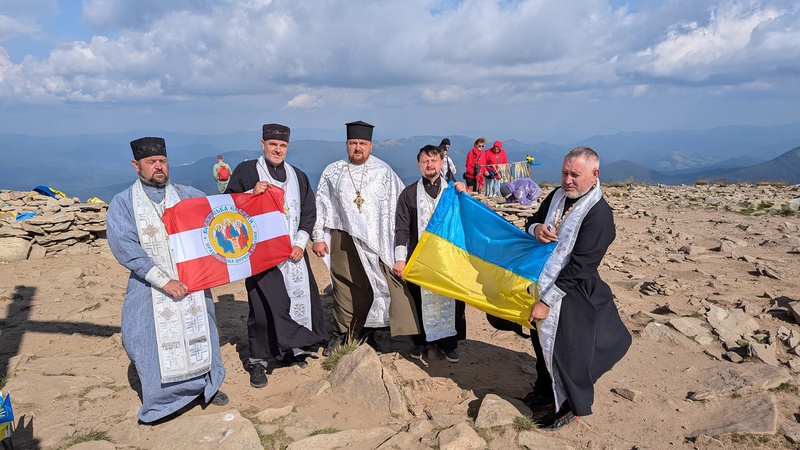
[404,231,538,329]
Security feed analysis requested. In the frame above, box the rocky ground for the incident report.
[1,182,800,450]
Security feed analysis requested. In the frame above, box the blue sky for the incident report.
[0,0,798,143]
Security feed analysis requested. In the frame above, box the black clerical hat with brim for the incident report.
[131,137,166,160]
[346,121,374,141]
[262,123,290,142]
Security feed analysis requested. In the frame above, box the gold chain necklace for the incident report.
[346,162,367,213]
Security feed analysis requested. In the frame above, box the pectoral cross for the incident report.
[353,190,365,212]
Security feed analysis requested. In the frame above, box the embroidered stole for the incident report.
[535,183,603,411]
[256,158,313,332]
[416,180,457,341]
[132,179,211,383]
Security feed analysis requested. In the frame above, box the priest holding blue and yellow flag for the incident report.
[393,145,468,363]
[524,146,631,431]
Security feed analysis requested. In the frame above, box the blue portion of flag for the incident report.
[426,186,556,281]
[0,392,13,424]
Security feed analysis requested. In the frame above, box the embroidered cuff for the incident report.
[294,230,310,249]
[311,226,326,242]
[395,245,407,262]
[540,284,566,308]
[145,266,172,289]
[527,222,541,236]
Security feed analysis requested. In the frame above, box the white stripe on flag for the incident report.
[171,228,206,263]
[227,260,252,283]
[253,211,289,243]
[206,194,233,210]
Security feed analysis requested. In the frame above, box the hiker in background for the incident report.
[483,140,507,198]
[439,138,457,183]
[523,146,631,430]
[393,145,467,363]
[224,124,329,389]
[213,155,232,193]
[312,121,417,356]
[107,137,227,424]
[464,138,487,193]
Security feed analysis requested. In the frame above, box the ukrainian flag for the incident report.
[403,186,556,329]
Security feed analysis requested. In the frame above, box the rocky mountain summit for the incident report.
[1,182,799,449]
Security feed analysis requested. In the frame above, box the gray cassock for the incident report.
[107,181,225,423]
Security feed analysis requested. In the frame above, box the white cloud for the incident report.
[286,93,320,109]
[626,2,786,82]
[0,0,797,137]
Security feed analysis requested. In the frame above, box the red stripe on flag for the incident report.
[249,234,294,276]
[231,186,286,216]
[163,196,213,234]
[176,254,231,292]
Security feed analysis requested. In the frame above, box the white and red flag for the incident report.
[162,187,292,292]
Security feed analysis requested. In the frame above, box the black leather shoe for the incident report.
[364,331,383,355]
[409,345,425,359]
[274,353,308,369]
[521,392,555,412]
[246,363,268,388]
[210,391,229,406]
[537,406,576,431]
[323,332,345,357]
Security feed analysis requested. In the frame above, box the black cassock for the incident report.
[225,160,329,359]
[524,188,631,416]
[395,178,467,349]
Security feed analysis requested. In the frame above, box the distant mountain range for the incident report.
[1,123,798,202]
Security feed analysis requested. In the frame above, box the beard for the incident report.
[141,172,169,187]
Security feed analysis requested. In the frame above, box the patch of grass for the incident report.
[769,382,799,394]
[258,428,291,450]
[309,427,339,436]
[0,375,7,391]
[57,429,112,450]
[757,202,773,210]
[513,415,537,431]
[473,426,492,443]
[727,432,774,445]
[777,206,796,217]
[321,336,362,371]
[44,371,75,377]
[730,391,742,399]
[694,179,709,186]
[736,208,755,215]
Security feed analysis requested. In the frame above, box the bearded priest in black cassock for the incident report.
[523,146,631,431]
[225,123,329,388]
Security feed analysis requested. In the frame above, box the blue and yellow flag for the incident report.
[403,186,557,329]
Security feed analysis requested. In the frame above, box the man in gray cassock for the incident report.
[107,137,227,424]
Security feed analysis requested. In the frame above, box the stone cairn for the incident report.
[0,189,108,262]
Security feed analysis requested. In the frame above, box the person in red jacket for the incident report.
[464,137,487,193]
[483,140,508,198]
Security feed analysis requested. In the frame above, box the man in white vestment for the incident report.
[392,145,467,362]
[225,124,329,388]
[107,137,227,424]
[313,121,418,355]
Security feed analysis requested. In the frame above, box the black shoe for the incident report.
[246,363,268,388]
[409,345,425,360]
[537,406,576,431]
[440,348,459,363]
[210,391,229,406]
[323,332,345,357]
[364,331,383,355]
[521,392,555,413]
[274,353,308,369]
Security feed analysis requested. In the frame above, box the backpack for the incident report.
[218,165,230,181]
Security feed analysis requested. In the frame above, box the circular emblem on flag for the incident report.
[202,205,258,264]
